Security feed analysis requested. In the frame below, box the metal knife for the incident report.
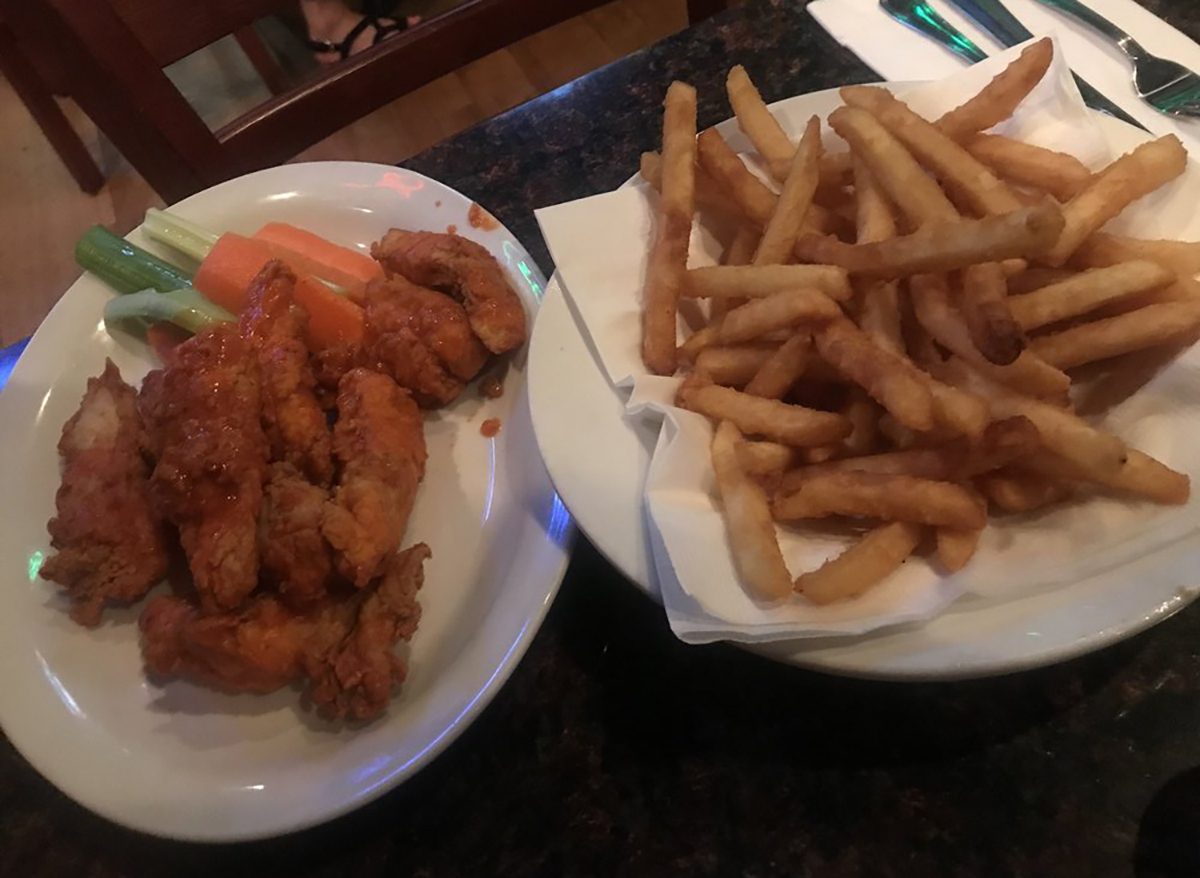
[943,0,1147,129]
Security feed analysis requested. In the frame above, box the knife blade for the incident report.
[944,0,1147,129]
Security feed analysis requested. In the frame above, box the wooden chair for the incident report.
[1,0,731,204]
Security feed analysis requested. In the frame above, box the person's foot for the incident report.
[304,3,420,65]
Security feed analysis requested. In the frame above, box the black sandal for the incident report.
[305,11,414,61]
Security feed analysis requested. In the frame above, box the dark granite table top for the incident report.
[5,0,1200,875]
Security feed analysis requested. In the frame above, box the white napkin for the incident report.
[808,0,1200,154]
[534,39,1200,644]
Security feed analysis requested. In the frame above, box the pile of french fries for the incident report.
[638,39,1199,606]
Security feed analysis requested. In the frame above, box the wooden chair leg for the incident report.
[686,0,729,23]
[0,22,104,194]
[234,26,288,96]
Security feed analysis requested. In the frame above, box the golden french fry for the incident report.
[711,421,793,600]
[1008,261,1175,331]
[924,375,991,440]
[726,65,794,183]
[737,440,797,477]
[754,116,822,265]
[841,86,1023,217]
[937,357,1128,481]
[814,318,936,431]
[718,289,840,344]
[796,521,923,604]
[935,38,1054,141]
[712,225,761,321]
[853,156,896,244]
[778,415,1041,492]
[828,105,957,228]
[842,388,880,457]
[695,129,778,227]
[1071,232,1200,278]
[641,150,739,216]
[1019,448,1190,505]
[979,470,1074,512]
[820,151,854,190]
[685,264,853,302]
[1030,301,1200,370]
[961,262,1025,366]
[642,82,697,375]
[852,157,905,356]
[773,471,986,527]
[908,273,1071,399]
[694,344,779,385]
[679,384,852,446]
[744,332,811,398]
[1005,267,1081,296]
[795,204,1066,278]
[1045,135,1189,267]
[936,525,983,572]
[962,134,1093,202]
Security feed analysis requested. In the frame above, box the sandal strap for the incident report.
[304,15,377,59]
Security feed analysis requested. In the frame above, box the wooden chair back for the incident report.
[2,0,687,203]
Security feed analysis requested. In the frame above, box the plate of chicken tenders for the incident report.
[0,162,569,841]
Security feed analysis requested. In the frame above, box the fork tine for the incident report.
[1150,77,1200,114]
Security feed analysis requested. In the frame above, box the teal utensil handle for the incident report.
[880,0,989,64]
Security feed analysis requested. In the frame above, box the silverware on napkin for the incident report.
[880,0,1147,130]
[1033,0,1200,117]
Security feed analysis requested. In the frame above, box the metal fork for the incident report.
[1032,0,1200,117]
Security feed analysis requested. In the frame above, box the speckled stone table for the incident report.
[4,1,1200,875]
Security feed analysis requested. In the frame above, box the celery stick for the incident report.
[75,226,193,295]
[104,288,234,335]
[143,208,219,263]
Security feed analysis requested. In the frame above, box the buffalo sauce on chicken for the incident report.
[480,418,502,438]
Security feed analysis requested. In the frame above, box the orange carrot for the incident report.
[293,274,365,350]
[192,233,274,314]
[254,222,382,296]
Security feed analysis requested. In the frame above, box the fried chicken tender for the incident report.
[371,229,528,354]
[41,360,170,626]
[239,261,333,485]
[323,368,426,587]
[364,275,490,407]
[139,543,430,719]
[313,341,365,409]
[140,326,269,613]
[260,463,333,606]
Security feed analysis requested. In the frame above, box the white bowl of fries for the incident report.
[531,36,1200,676]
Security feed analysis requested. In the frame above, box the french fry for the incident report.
[1029,301,1200,370]
[727,65,795,183]
[718,289,840,343]
[853,157,896,244]
[936,524,983,572]
[1045,135,1189,267]
[961,262,1025,365]
[794,203,1066,278]
[773,471,987,528]
[814,318,936,431]
[712,225,761,320]
[979,470,1074,512]
[745,332,811,398]
[685,264,853,302]
[694,344,779,386]
[1072,232,1200,278]
[754,116,822,265]
[679,383,852,446]
[820,151,854,189]
[642,82,697,375]
[696,129,778,227]
[853,157,905,356]
[640,150,739,216]
[937,357,1128,481]
[841,86,1023,217]
[711,421,793,600]
[737,440,797,477]
[1008,261,1175,331]
[842,388,880,457]
[962,134,1093,202]
[924,375,991,440]
[1005,267,1080,296]
[1019,448,1189,505]
[777,415,1040,492]
[935,37,1054,141]
[909,272,1071,399]
[828,105,957,228]
[795,521,923,604]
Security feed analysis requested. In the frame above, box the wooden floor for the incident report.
[0,0,688,347]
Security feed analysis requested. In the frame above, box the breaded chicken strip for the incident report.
[322,368,426,587]
[139,543,430,719]
[140,326,268,613]
[260,462,333,606]
[364,275,489,407]
[41,360,170,626]
[371,229,527,354]
[239,261,333,485]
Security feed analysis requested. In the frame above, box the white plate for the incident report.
[528,87,1200,681]
[0,162,572,841]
